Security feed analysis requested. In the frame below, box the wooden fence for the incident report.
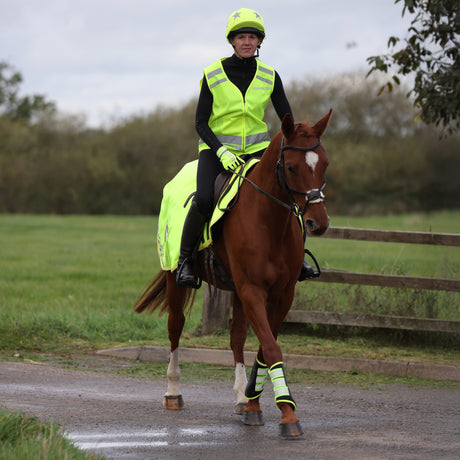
[202,227,460,334]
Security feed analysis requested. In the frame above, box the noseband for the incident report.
[276,136,327,217]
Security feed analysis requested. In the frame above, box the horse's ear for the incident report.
[312,109,332,137]
[281,113,295,138]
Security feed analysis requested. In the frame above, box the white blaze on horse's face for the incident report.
[305,151,319,173]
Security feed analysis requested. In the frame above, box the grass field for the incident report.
[0,212,459,367]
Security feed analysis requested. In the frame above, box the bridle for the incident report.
[276,136,327,218]
[229,134,327,241]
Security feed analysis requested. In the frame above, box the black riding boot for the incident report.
[176,200,207,288]
[298,260,315,281]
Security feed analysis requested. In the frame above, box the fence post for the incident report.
[202,285,233,334]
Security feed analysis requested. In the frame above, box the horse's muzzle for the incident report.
[305,216,329,236]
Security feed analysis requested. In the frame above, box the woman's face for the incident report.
[231,33,261,58]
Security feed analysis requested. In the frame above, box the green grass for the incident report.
[0,212,459,368]
[1,215,202,352]
[0,407,101,460]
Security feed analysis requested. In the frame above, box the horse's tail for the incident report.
[133,270,197,317]
[133,270,169,315]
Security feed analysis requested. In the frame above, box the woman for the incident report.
[176,7,313,287]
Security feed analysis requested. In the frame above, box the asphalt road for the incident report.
[1,361,459,459]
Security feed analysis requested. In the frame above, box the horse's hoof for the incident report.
[233,403,247,415]
[242,411,264,426]
[279,421,304,438]
[163,395,184,410]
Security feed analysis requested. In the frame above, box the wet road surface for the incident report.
[1,361,459,459]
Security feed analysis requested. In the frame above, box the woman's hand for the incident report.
[217,146,243,171]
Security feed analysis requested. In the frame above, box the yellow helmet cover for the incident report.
[226,8,265,43]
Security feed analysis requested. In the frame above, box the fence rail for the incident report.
[202,227,460,334]
[322,227,460,246]
[285,310,459,334]
[309,269,460,292]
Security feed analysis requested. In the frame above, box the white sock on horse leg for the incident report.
[165,349,181,396]
[233,362,248,405]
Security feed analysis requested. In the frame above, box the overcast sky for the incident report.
[1,0,413,127]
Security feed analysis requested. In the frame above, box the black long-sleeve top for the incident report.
[195,54,293,154]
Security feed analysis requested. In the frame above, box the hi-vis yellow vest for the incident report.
[198,58,275,155]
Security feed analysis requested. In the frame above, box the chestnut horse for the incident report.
[134,110,331,437]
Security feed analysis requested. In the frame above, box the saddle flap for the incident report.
[213,171,232,208]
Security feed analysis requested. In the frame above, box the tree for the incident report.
[0,61,55,122]
[367,0,459,135]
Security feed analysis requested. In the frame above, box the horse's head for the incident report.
[277,110,332,236]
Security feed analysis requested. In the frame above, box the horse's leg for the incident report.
[266,293,303,437]
[269,363,303,437]
[239,287,282,365]
[242,352,267,426]
[163,271,187,410]
[229,294,248,414]
[240,286,302,436]
[232,286,282,427]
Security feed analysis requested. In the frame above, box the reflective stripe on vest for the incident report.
[198,132,271,151]
[207,68,228,89]
[198,58,275,155]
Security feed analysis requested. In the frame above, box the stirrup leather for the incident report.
[298,248,321,281]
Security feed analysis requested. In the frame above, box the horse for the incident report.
[133,110,332,437]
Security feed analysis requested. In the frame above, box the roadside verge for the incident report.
[97,346,460,381]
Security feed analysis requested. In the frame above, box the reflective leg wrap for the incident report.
[268,362,297,411]
[245,358,268,400]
